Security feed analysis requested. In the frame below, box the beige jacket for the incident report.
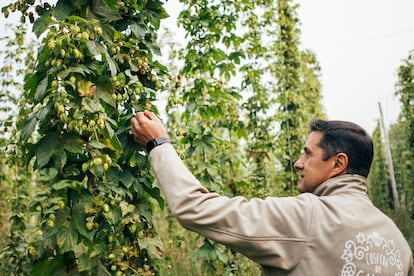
[150,144,413,275]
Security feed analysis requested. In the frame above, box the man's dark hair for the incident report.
[309,118,374,178]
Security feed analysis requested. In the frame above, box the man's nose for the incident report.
[294,158,303,170]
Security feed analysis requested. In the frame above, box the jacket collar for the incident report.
[311,174,368,197]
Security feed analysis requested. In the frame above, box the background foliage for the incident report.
[0,0,413,275]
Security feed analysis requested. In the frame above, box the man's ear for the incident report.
[332,153,348,176]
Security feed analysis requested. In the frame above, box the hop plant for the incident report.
[1,0,170,274]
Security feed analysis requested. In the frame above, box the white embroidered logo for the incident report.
[340,232,404,276]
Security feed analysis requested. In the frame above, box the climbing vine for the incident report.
[1,0,169,274]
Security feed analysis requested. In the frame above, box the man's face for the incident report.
[294,131,337,193]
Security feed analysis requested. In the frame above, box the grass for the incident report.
[152,204,263,275]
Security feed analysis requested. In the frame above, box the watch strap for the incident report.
[146,137,171,153]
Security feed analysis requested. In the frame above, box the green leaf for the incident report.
[64,136,85,154]
[82,97,104,113]
[36,104,51,121]
[66,15,87,23]
[58,65,93,79]
[86,41,101,56]
[138,237,163,259]
[73,241,89,259]
[104,51,117,77]
[95,76,116,107]
[53,0,74,20]
[36,133,59,168]
[119,170,134,189]
[52,180,72,190]
[236,126,248,139]
[41,167,59,180]
[33,11,53,37]
[30,257,65,276]
[229,51,243,64]
[54,148,67,170]
[144,41,161,56]
[21,115,37,141]
[104,120,115,137]
[196,240,217,259]
[89,140,106,149]
[119,201,135,217]
[57,222,79,253]
[131,22,146,39]
[73,196,95,241]
[24,73,41,95]
[78,255,98,272]
[144,186,164,209]
[211,49,226,61]
[145,1,169,28]
[34,76,49,102]
[152,60,169,73]
[109,134,123,152]
[103,206,121,225]
[91,164,104,177]
[97,259,111,276]
[200,134,214,149]
[90,0,121,20]
[103,0,118,10]
[90,243,108,258]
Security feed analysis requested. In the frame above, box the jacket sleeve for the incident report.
[149,143,312,269]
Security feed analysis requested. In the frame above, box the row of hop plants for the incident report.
[0,0,175,274]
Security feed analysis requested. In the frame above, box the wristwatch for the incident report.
[146,137,171,153]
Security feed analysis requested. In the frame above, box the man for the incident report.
[131,110,413,275]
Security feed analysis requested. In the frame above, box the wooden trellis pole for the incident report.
[378,102,399,209]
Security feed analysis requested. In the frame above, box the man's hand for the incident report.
[131,110,168,147]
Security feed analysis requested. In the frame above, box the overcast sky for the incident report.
[297,0,414,134]
[2,1,414,134]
